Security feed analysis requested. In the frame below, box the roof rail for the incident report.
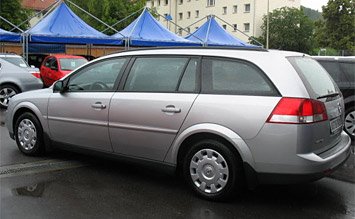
[111,46,268,55]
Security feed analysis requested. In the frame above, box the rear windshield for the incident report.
[2,57,29,68]
[59,58,87,71]
[288,57,338,99]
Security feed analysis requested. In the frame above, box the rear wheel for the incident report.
[0,84,19,108]
[14,112,45,156]
[344,106,355,140]
[182,139,243,201]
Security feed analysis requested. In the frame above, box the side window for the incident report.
[339,62,355,82]
[67,58,127,92]
[178,58,198,92]
[50,58,58,70]
[317,61,346,83]
[124,57,189,92]
[202,58,278,96]
[44,58,53,67]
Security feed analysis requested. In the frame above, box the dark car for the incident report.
[313,56,355,140]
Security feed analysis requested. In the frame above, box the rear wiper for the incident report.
[317,92,340,99]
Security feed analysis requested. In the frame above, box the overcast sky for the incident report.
[301,0,329,11]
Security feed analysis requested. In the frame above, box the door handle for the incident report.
[162,105,181,113]
[91,102,106,110]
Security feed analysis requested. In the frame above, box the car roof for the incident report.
[49,54,87,59]
[101,47,305,61]
[0,53,22,58]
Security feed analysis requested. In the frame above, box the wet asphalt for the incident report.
[0,110,354,218]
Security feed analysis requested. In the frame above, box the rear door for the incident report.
[41,56,54,86]
[109,56,199,161]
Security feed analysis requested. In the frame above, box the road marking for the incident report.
[0,159,87,178]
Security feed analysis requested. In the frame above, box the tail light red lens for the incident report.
[267,97,328,124]
[31,72,41,79]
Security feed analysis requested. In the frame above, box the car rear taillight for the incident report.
[267,97,328,124]
[31,72,41,79]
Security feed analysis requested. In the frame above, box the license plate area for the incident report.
[330,116,343,134]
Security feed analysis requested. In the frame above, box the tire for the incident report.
[14,112,45,156]
[182,139,244,201]
[344,106,355,140]
[0,84,20,108]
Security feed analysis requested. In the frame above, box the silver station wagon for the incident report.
[5,48,352,200]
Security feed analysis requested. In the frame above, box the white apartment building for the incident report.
[146,0,300,41]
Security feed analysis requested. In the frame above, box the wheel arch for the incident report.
[165,123,255,169]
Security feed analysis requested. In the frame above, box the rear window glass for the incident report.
[2,57,29,68]
[59,58,88,71]
[317,60,347,83]
[288,57,338,98]
[340,62,355,82]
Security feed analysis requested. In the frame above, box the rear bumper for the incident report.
[245,131,351,185]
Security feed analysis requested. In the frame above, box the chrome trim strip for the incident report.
[48,116,108,127]
[109,122,178,134]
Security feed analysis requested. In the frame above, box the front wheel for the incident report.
[344,106,355,140]
[14,112,45,156]
[182,139,244,201]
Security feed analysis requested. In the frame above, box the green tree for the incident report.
[68,0,146,35]
[315,0,355,52]
[0,0,32,32]
[256,7,314,53]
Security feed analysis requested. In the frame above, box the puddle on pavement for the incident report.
[12,182,47,198]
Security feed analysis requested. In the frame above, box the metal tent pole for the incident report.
[0,16,23,33]
[214,16,264,47]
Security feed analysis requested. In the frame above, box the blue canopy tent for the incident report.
[112,8,201,47]
[0,28,21,43]
[185,16,257,47]
[26,2,122,45]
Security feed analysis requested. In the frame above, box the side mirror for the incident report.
[53,81,67,93]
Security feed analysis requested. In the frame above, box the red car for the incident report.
[40,54,88,87]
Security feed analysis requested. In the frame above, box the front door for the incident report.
[109,56,199,161]
[48,57,128,152]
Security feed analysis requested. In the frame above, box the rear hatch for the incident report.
[288,56,345,154]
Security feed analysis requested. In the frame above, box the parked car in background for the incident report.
[0,53,43,108]
[40,54,88,87]
[6,48,351,200]
[313,56,355,140]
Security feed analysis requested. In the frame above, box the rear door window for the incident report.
[124,57,189,92]
[201,57,278,96]
[288,57,338,99]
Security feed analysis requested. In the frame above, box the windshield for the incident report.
[2,57,29,68]
[59,58,87,71]
[288,57,338,99]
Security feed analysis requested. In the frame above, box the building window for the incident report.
[151,0,154,7]
[179,0,183,5]
[164,0,168,5]
[233,24,237,31]
[179,12,183,20]
[222,24,227,30]
[233,5,238,13]
[244,23,250,32]
[158,0,160,6]
[187,27,190,33]
[187,11,191,19]
[207,0,215,7]
[245,4,251,13]
[195,10,199,18]
[222,6,227,14]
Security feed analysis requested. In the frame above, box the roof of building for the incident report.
[21,0,57,11]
